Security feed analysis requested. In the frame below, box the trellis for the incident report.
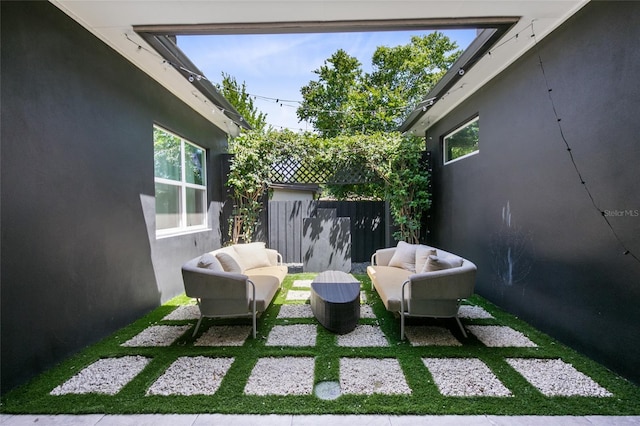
[269,156,375,185]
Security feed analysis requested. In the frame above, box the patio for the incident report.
[2,274,638,418]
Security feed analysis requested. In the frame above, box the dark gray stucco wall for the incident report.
[426,1,640,383]
[1,1,228,392]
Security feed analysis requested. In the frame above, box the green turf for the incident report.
[2,273,639,415]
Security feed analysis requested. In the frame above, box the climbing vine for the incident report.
[226,129,430,244]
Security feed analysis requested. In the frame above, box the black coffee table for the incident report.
[310,271,361,334]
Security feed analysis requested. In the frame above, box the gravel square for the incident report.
[277,304,314,318]
[147,356,234,396]
[422,358,512,397]
[404,326,462,346]
[337,325,389,347]
[467,325,537,347]
[340,358,411,395]
[458,305,494,319]
[360,304,376,318]
[121,325,190,347]
[194,326,251,346]
[292,279,312,288]
[50,356,150,395]
[286,290,310,301]
[266,324,317,346]
[244,357,315,395]
[506,358,613,397]
[162,305,201,321]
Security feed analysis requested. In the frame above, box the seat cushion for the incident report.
[247,275,281,312]
[246,265,288,285]
[367,265,411,311]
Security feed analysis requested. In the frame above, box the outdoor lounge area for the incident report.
[2,0,640,423]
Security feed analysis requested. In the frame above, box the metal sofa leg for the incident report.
[193,315,203,337]
[455,315,467,338]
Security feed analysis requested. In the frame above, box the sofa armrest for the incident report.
[373,247,396,266]
[181,262,249,298]
[408,261,477,299]
[265,248,284,266]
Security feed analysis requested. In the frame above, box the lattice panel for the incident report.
[270,157,373,185]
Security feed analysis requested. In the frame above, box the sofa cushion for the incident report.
[233,242,272,270]
[415,245,437,273]
[388,241,417,272]
[197,253,222,271]
[422,255,460,272]
[216,252,243,273]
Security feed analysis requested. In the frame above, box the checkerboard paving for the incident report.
[121,325,190,347]
[292,279,313,288]
[277,303,314,318]
[340,358,411,395]
[147,356,234,396]
[458,304,494,319]
[337,324,389,347]
[286,290,310,301]
[162,304,200,321]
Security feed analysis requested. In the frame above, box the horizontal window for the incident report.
[444,116,479,164]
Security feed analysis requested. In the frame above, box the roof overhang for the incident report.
[49,0,590,136]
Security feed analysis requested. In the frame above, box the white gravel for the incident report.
[404,326,462,346]
[162,305,200,321]
[147,356,234,396]
[360,304,376,318]
[422,358,512,397]
[506,358,613,397]
[194,325,251,346]
[292,279,313,288]
[50,356,150,395]
[458,305,494,319]
[277,304,314,318]
[340,358,411,395]
[266,324,317,346]
[337,325,389,347]
[467,325,537,347]
[121,325,190,347]
[286,290,310,301]
[244,357,315,395]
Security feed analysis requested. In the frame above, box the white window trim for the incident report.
[443,116,479,165]
[154,126,209,238]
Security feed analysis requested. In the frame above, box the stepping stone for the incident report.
[121,325,190,347]
[340,358,411,395]
[458,305,494,319]
[506,358,612,397]
[467,325,537,347]
[360,304,376,319]
[277,304,314,318]
[423,357,512,397]
[194,325,251,346]
[286,290,310,301]
[162,305,201,321]
[244,357,315,395]
[266,324,317,346]
[292,279,313,288]
[147,356,234,396]
[337,325,388,347]
[404,326,462,346]
[50,356,150,395]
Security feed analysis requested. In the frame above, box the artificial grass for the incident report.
[2,273,639,415]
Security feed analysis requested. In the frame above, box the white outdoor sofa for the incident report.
[367,241,477,339]
[181,242,288,338]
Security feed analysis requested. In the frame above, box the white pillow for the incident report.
[422,254,461,272]
[233,242,271,270]
[415,245,437,273]
[215,252,243,273]
[388,241,418,272]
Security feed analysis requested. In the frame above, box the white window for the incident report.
[444,116,479,164]
[154,126,207,236]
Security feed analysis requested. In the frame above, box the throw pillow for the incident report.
[422,254,458,272]
[388,241,418,272]
[415,245,438,273]
[215,252,243,273]
[197,253,222,271]
[232,242,272,270]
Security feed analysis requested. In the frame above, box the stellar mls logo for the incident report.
[603,209,640,217]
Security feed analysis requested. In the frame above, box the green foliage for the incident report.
[217,72,268,131]
[227,129,430,243]
[297,33,462,137]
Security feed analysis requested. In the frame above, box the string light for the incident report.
[530,21,639,264]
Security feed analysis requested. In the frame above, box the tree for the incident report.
[297,32,462,136]
[217,72,268,131]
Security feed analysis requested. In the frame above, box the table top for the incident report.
[311,271,360,303]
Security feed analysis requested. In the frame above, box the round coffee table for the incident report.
[310,271,361,334]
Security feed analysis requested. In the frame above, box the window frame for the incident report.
[153,125,208,238]
[443,115,479,165]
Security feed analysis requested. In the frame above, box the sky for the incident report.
[177,29,477,131]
